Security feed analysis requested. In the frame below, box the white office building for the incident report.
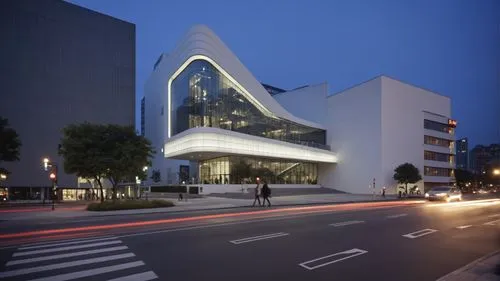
[143,25,456,194]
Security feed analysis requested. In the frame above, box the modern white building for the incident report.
[143,25,456,194]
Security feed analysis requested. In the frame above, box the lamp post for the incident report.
[42,157,58,210]
[494,169,500,176]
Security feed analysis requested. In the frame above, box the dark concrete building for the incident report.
[470,143,500,174]
[0,0,135,199]
[456,137,469,170]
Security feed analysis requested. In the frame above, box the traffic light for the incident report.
[49,172,56,181]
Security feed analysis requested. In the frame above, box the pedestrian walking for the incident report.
[382,186,386,197]
[261,181,271,207]
[252,180,262,207]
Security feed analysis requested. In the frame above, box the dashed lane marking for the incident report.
[402,228,438,239]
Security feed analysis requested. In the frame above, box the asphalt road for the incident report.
[0,197,499,281]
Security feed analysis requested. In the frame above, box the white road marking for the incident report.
[456,225,472,229]
[20,235,115,248]
[0,253,135,278]
[26,260,145,281]
[19,236,118,250]
[13,240,122,257]
[484,219,500,226]
[6,246,129,266]
[487,214,500,218]
[329,220,365,227]
[299,248,368,270]
[387,214,407,219]
[107,271,158,281]
[230,232,289,244]
[402,228,438,239]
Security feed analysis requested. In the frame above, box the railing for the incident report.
[285,139,331,151]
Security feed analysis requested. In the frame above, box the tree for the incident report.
[99,124,154,200]
[0,117,22,174]
[151,169,161,183]
[59,123,108,202]
[393,163,422,195]
[59,123,154,202]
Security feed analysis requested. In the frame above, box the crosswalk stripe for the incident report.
[19,237,118,250]
[107,271,158,281]
[14,240,122,257]
[6,246,129,266]
[26,260,145,281]
[20,236,115,248]
[0,253,135,278]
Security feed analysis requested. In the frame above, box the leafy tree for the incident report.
[59,123,154,202]
[151,169,161,183]
[0,117,22,174]
[59,123,108,202]
[393,163,422,195]
[97,124,153,200]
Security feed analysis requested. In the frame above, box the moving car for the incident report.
[425,186,462,202]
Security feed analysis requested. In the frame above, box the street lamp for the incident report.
[143,166,148,172]
[0,174,6,180]
[42,157,58,210]
[493,169,500,176]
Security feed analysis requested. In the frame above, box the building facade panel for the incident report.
[0,0,135,192]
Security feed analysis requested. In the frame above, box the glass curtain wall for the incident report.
[199,156,318,185]
[171,60,327,149]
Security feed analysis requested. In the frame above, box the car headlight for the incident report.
[425,193,429,198]
[436,193,447,196]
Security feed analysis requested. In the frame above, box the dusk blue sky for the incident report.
[69,0,500,148]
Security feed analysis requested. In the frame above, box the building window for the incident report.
[424,119,454,134]
[170,59,328,149]
[199,156,318,185]
[424,150,454,163]
[424,135,452,148]
[424,166,453,177]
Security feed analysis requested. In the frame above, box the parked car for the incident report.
[425,186,462,202]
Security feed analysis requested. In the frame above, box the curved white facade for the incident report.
[144,25,455,194]
[164,127,337,163]
[150,25,325,139]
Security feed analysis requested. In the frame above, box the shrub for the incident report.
[87,199,174,211]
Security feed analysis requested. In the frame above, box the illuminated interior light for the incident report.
[167,55,277,138]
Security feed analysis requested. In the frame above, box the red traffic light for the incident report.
[49,173,56,180]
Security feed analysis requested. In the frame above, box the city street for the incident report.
[0,197,499,281]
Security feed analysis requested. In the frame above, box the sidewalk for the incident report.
[0,193,409,221]
[437,250,500,281]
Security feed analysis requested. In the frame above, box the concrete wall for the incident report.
[322,78,383,194]
[380,77,452,193]
[273,83,329,125]
[0,0,135,188]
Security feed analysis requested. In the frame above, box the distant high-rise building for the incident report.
[141,97,146,136]
[470,143,500,173]
[456,137,468,170]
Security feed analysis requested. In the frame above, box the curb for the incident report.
[436,249,500,281]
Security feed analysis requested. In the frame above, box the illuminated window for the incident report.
[171,60,328,149]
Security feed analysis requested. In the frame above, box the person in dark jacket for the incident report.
[261,181,271,207]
